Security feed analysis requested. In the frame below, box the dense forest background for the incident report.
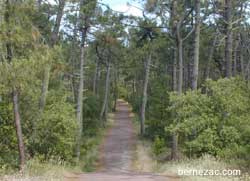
[0,0,250,177]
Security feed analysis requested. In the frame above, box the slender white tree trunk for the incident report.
[76,27,87,162]
[100,61,111,125]
[177,39,183,95]
[192,0,200,90]
[140,52,151,135]
[224,0,233,78]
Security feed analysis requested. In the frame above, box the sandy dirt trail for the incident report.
[65,100,177,181]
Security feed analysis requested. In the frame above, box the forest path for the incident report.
[65,100,176,181]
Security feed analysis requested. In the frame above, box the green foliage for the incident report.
[117,84,128,99]
[1,0,250,176]
[145,77,170,140]
[32,91,77,162]
[152,136,165,156]
[0,99,18,169]
[82,92,102,136]
[80,136,101,172]
[167,78,250,165]
[129,94,141,113]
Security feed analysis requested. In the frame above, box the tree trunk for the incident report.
[224,0,233,78]
[171,132,178,160]
[13,89,25,171]
[100,61,111,125]
[173,49,177,91]
[172,20,184,160]
[96,65,101,96]
[76,27,88,162]
[205,35,218,80]
[171,36,183,160]
[93,61,99,95]
[5,1,25,170]
[112,68,118,112]
[39,0,65,111]
[239,38,245,77]
[170,0,177,91]
[50,0,65,46]
[140,52,151,136]
[39,65,50,110]
[186,62,191,91]
[177,38,183,94]
[5,0,12,63]
[192,0,200,90]
[71,76,76,103]
[233,36,239,76]
[70,20,78,103]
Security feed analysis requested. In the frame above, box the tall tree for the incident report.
[100,61,111,124]
[192,0,201,90]
[140,51,151,135]
[12,88,25,171]
[75,0,97,162]
[5,0,26,171]
[171,1,194,160]
[137,19,156,136]
[39,0,66,111]
[170,0,177,92]
[75,13,87,163]
[224,0,233,78]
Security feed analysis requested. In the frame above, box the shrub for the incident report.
[32,92,77,162]
[167,78,250,165]
[145,78,170,140]
[152,136,166,156]
[82,92,102,136]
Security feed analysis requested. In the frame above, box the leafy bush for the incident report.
[167,78,250,165]
[152,136,166,156]
[145,78,170,140]
[117,84,128,99]
[32,91,77,162]
[0,99,19,169]
[82,92,102,136]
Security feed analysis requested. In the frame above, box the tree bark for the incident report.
[239,37,245,77]
[71,76,76,103]
[224,0,233,78]
[70,20,78,103]
[50,0,65,46]
[112,67,118,112]
[233,36,239,76]
[171,35,183,160]
[93,61,100,95]
[100,61,111,125]
[173,49,177,91]
[170,0,177,91]
[177,38,183,95]
[171,132,178,160]
[5,0,12,63]
[171,3,194,158]
[205,35,218,80]
[140,52,151,135]
[76,27,88,162]
[192,0,200,90]
[39,65,50,110]
[13,89,25,171]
